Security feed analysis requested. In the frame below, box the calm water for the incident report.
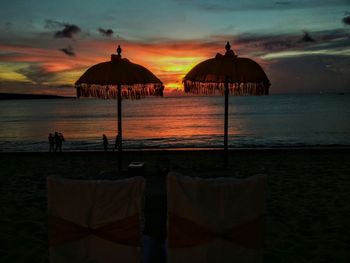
[0,94,350,151]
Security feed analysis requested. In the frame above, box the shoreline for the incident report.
[1,144,350,153]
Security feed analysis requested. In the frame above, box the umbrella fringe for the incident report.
[183,80,269,96]
[75,84,164,99]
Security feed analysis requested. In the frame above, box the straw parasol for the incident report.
[75,45,163,169]
[184,42,270,166]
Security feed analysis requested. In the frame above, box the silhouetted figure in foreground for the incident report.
[102,134,108,151]
[48,133,54,152]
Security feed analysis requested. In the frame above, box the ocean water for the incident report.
[0,94,350,151]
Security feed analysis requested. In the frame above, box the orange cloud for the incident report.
[0,39,248,93]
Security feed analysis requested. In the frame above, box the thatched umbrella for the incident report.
[184,42,270,166]
[75,45,163,169]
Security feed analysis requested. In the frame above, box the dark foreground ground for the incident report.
[0,149,349,262]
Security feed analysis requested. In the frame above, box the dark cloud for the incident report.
[221,33,298,54]
[59,45,76,57]
[301,32,315,42]
[44,19,81,38]
[55,24,81,38]
[136,28,348,61]
[342,16,350,25]
[209,28,350,58]
[98,28,114,37]
[263,40,294,50]
[16,65,56,84]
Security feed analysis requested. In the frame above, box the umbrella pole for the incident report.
[224,78,229,167]
[117,84,122,171]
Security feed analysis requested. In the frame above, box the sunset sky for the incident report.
[0,0,350,96]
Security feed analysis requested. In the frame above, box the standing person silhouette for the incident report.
[48,133,54,152]
[58,133,65,152]
[54,132,60,152]
[102,134,108,151]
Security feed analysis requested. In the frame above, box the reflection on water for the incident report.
[1,95,350,151]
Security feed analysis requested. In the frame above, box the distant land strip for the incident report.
[0,93,74,100]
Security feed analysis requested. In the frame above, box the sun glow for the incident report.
[158,57,202,71]
[149,56,204,90]
[166,82,182,90]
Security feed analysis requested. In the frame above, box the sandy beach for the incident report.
[0,148,349,262]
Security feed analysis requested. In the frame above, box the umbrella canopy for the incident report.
[75,45,163,99]
[75,45,163,169]
[184,42,270,96]
[183,42,270,166]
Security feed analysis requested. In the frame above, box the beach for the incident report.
[0,148,349,262]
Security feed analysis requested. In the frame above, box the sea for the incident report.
[1,94,350,152]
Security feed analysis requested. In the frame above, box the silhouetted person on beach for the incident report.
[48,133,54,152]
[102,134,108,151]
[54,132,65,152]
[59,133,65,152]
[54,132,59,152]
